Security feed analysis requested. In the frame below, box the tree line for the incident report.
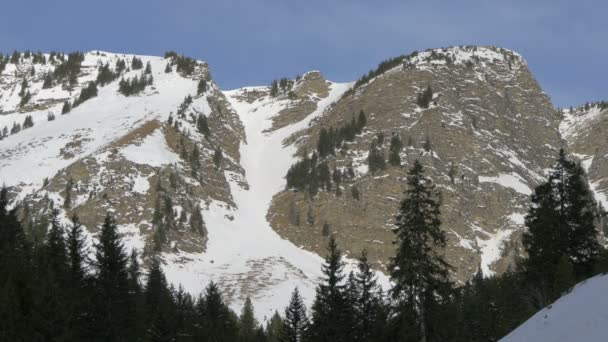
[1,149,607,341]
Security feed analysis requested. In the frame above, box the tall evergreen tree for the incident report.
[307,237,354,342]
[353,250,387,342]
[522,149,602,299]
[144,256,175,342]
[92,212,132,342]
[0,187,37,341]
[284,288,308,342]
[196,281,238,341]
[388,134,403,166]
[389,160,451,342]
[238,297,259,342]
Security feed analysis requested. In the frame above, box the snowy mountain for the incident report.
[501,274,608,341]
[0,47,606,319]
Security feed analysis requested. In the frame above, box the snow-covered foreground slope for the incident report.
[164,81,391,320]
[501,274,608,342]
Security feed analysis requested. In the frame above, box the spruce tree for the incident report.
[197,114,210,139]
[238,297,258,342]
[196,282,238,341]
[144,256,175,342]
[284,288,308,342]
[357,110,367,132]
[522,149,602,297]
[92,212,132,341]
[307,237,354,342]
[389,160,451,342]
[266,311,285,342]
[62,100,71,114]
[388,134,403,166]
[353,250,386,342]
[0,188,36,340]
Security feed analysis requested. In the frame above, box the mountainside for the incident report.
[268,46,564,282]
[501,273,608,341]
[0,46,606,318]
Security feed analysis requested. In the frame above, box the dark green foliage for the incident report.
[351,251,387,342]
[115,58,127,74]
[73,82,98,107]
[269,77,294,97]
[307,237,355,342]
[19,91,31,107]
[285,153,326,196]
[522,149,602,300]
[213,147,223,169]
[167,54,197,76]
[42,73,53,89]
[62,100,71,114]
[144,61,152,74]
[351,185,360,201]
[131,56,144,70]
[197,113,210,138]
[10,121,21,134]
[22,115,34,129]
[190,204,206,235]
[164,51,178,59]
[367,139,386,173]
[164,63,172,73]
[196,282,238,341]
[322,222,330,237]
[238,297,258,342]
[93,213,132,341]
[10,50,20,63]
[417,85,433,109]
[284,288,308,342]
[96,62,118,86]
[53,51,85,83]
[118,73,153,96]
[389,160,452,342]
[357,110,367,131]
[388,133,402,166]
[197,79,208,95]
[316,113,366,158]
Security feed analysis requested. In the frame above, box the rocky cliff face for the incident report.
[268,46,564,282]
[0,46,605,317]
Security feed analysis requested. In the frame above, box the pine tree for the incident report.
[197,114,210,139]
[417,86,433,109]
[522,149,602,296]
[238,297,259,342]
[353,250,387,342]
[388,134,402,166]
[307,237,354,342]
[389,160,451,342]
[197,79,208,95]
[145,61,152,75]
[196,282,238,341]
[266,311,285,342]
[42,73,53,89]
[0,187,36,340]
[213,147,223,169]
[144,256,175,342]
[357,110,367,132]
[284,288,308,342]
[93,212,132,341]
[62,100,71,114]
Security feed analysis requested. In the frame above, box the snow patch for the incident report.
[479,173,532,195]
[120,130,180,167]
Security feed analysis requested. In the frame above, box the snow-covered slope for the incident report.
[163,80,393,320]
[501,274,608,342]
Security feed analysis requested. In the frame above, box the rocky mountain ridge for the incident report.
[0,46,605,317]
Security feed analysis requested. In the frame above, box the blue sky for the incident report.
[0,0,605,107]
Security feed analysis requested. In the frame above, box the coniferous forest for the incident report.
[1,149,607,341]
